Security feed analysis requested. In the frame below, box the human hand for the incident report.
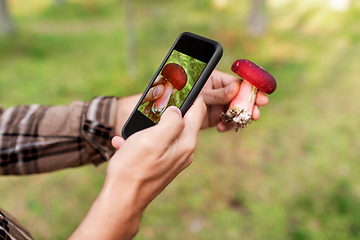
[109,95,207,209]
[201,70,269,132]
[141,76,166,104]
[71,96,206,240]
[114,69,269,136]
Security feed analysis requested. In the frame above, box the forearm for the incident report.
[69,181,144,240]
[71,97,207,239]
[0,97,118,175]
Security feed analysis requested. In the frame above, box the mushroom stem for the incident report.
[221,80,258,131]
[152,81,174,114]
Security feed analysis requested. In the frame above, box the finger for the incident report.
[142,84,164,103]
[181,95,207,145]
[153,76,166,86]
[202,100,232,130]
[144,101,154,115]
[157,98,206,175]
[217,121,234,132]
[202,81,240,105]
[184,95,207,130]
[252,105,261,121]
[209,70,241,88]
[149,106,185,150]
[164,97,206,175]
[255,91,269,106]
[111,136,125,149]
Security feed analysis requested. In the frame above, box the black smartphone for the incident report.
[122,32,223,139]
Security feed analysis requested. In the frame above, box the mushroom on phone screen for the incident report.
[152,63,188,114]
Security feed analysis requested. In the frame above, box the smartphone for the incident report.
[122,32,223,139]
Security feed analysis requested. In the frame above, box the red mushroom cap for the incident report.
[231,59,277,94]
[161,63,188,91]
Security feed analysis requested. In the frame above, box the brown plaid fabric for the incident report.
[0,96,118,239]
[0,208,33,240]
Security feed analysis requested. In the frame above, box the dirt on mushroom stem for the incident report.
[221,110,253,131]
[221,80,258,131]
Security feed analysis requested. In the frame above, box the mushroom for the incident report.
[152,63,188,114]
[221,59,277,131]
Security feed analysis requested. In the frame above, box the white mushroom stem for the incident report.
[152,81,174,114]
[222,80,258,130]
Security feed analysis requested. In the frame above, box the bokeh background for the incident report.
[1,0,360,239]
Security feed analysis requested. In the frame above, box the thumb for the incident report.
[111,136,125,149]
[148,106,185,149]
[141,84,164,103]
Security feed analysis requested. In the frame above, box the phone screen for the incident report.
[137,49,207,124]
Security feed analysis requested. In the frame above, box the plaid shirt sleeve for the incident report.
[0,96,118,175]
[0,208,34,240]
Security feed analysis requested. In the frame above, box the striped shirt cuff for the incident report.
[81,96,118,165]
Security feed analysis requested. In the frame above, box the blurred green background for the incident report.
[1,0,360,239]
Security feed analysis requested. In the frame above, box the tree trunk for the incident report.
[54,0,65,5]
[0,0,15,37]
[247,0,266,38]
[124,0,137,77]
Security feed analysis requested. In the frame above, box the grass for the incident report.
[1,0,360,239]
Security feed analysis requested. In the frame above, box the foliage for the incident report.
[1,0,360,239]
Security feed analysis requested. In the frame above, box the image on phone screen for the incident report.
[137,49,207,123]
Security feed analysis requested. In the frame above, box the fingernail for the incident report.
[168,106,182,115]
[225,82,233,95]
[153,85,162,97]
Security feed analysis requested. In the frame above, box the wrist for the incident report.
[99,180,144,238]
[115,94,141,135]
[70,180,144,240]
